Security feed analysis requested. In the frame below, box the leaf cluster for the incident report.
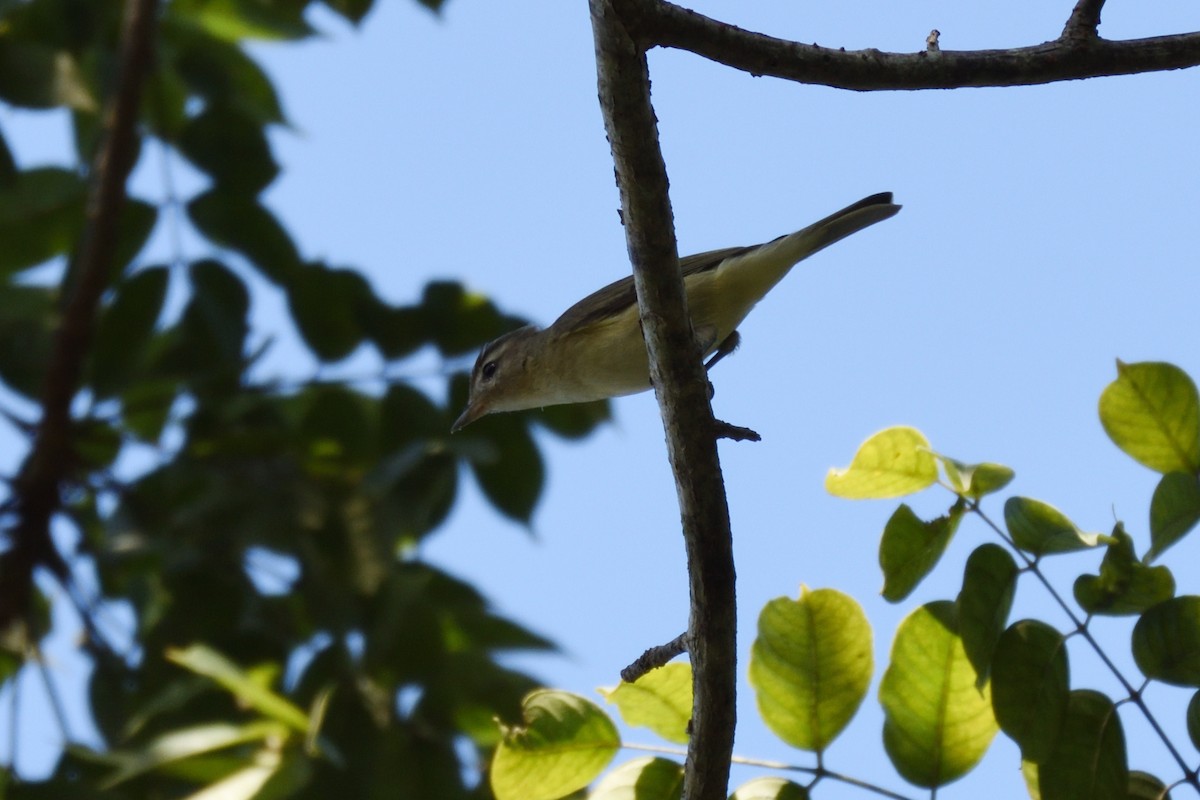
[0,0,611,797]
[492,361,1200,800]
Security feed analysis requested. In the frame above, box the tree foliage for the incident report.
[493,361,1200,800]
[0,0,609,797]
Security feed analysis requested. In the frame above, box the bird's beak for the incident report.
[451,399,487,433]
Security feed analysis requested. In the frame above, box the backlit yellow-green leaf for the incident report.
[491,690,619,800]
[1099,361,1200,474]
[589,757,682,800]
[826,426,937,499]
[749,588,872,752]
[879,601,998,787]
[600,662,691,744]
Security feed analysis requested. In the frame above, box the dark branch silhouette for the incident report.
[1,0,160,632]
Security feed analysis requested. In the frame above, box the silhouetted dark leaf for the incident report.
[187,189,301,283]
[92,265,169,398]
[179,105,278,193]
[0,166,85,274]
[286,263,372,362]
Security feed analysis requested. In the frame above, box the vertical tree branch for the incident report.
[1,0,160,629]
[589,2,737,798]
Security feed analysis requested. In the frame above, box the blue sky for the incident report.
[5,1,1200,797]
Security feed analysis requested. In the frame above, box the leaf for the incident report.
[1187,691,1200,752]
[956,543,1019,683]
[1005,497,1104,555]
[323,0,375,25]
[1149,472,1200,562]
[532,400,612,440]
[825,426,937,499]
[179,105,278,194]
[0,166,85,274]
[589,757,683,800]
[170,31,285,125]
[729,777,809,800]
[879,601,998,787]
[0,37,95,110]
[878,502,964,602]
[92,266,170,398]
[749,588,872,752]
[454,374,544,523]
[1074,524,1175,616]
[490,690,620,800]
[0,281,55,397]
[286,263,373,362]
[1099,361,1200,474]
[101,720,286,788]
[938,455,1015,500]
[1127,771,1171,800]
[1021,690,1127,800]
[170,0,316,41]
[187,189,301,284]
[422,280,521,357]
[167,645,311,732]
[990,620,1069,764]
[183,745,310,800]
[175,259,250,377]
[1132,596,1200,687]
[599,662,691,744]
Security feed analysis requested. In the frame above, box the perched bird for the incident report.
[453,192,900,431]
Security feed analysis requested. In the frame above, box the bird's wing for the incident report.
[549,245,754,334]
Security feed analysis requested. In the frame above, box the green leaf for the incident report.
[1005,497,1105,555]
[0,166,85,273]
[825,426,937,499]
[1099,361,1200,474]
[532,400,612,440]
[0,281,55,397]
[729,777,809,800]
[0,37,95,110]
[170,0,316,41]
[453,374,544,523]
[1074,524,1175,616]
[286,264,373,362]
[1127,771,1171,800]
[991,619,1069,764]
[749,588,872,752]
[599,662,691,745]
[167,645,311,732]
[299,386,375,468]
[184,745,310,800]
[1021,690,1127,800]
[1132,596,1200,686]
[100,720,286,788]
[170,31,285,125]
[92,266,169,398]
[938,456,1015,500]
[879,601,998,787]
[360,301,427,359]
[422,280,521,357]
[179,105,278,194]
[175,259,250,377]
[1149,472,1200,562]
[1187,691,1200,752]
[590,757,683,800]
[490,690,620,800]
[956,543,1019,683]
[878,502,964,602]
[187,189,301,284]
[322,0,375,25]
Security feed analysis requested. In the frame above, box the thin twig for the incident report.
[621,632,688,683]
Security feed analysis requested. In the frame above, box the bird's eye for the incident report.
[481,361,498,381]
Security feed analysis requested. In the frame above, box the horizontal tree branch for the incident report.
[638,0,1200,90]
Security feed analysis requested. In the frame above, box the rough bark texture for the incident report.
[590,2,738,798]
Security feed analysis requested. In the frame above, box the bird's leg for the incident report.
[704,330,741,372]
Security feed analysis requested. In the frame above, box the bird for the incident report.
[452,192,900,432]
